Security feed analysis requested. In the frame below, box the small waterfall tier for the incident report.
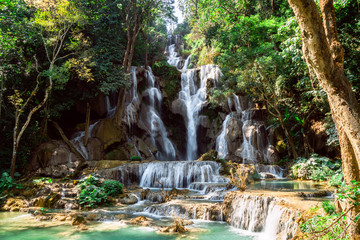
[97,161,229,188]
[140,161,228,188]
[224,192,298,240]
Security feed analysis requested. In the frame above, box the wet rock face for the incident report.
[28,141,82,178]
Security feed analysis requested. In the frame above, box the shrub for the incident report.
[329,173,343,187]
[291,154,341,181]
[33,177,52,185]
[103,180,123,197]
[321,201,336,215]
[0,172,14,191]
[78,175,106,208]
[130,156,142,161]
[78,184,107,208]
[300,215,345,239]
[77,175,124,208]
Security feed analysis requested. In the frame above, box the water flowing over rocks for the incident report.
[97,161,228,188]
[223,191,298,240]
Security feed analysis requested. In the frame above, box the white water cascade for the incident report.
[145,67,176,161]
[167,38,222,160]
[229,194,297,239]
[139,161,228,188]
[71,120,99,160]
[216,114,232,158]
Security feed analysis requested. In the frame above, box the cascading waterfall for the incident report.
[216,114,232,158]
[216,94,277,165]
[229,194,297,239]
[167,44,182,68]
[145,67,176,161]
[139,161,228,188]
[167,38,222,160]
[182,55,191,70]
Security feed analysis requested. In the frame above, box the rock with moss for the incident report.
[196,150,218,161]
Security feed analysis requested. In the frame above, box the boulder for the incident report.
[86,213,101,221]
[95,118,123,150]
[30,193,61,208]
[72,215,87,226]
[197,149,218,161]
[129,216,152,226]
[120,194,138,205]
[1,197,28,211]
[171,99,186,117]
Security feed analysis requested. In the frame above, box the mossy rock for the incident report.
[152,60,181,106]
[104,148,129,160]
[95,119,123,150]
[196,149,218,161]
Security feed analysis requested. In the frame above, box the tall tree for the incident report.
[288,0,360,237]
[9,0,82,178]
[121,0,174,73]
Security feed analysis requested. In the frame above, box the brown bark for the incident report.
[279,117,298,159]
[10,74,52,178]
[84,102,90,146]
[288,0,360,237]
[52,121,85,163]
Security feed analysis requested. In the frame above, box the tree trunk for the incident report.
[52,121,86,162]
[10,111,20,178]
[279,117,298,159]
[84,102,90,146]
[127,35,137,73]
[0,70,4,121]
[288,0,360,237]
[123,37,131,72]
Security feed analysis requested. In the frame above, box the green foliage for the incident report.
[291,154,341,181]
[78,175,107,208]
[34,207,48,215]
[130,156,142,161]
[300,214,346,239]
[329,173,344,187]
[152,60,181,104]
[322,200,336,215]
[77,175,124,208]
[337,181,360,207]
[33,177,52,185]
[102,180,123,197]
[0,172,15,191]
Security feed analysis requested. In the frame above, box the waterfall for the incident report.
[182,55,191,70]
[214,93,278,168]
[241,120,259,163]
[139,161,228,188]
[216,114,232,158]
[105,95,116,118]
[167,37,223,160]
[167,44,181,68]
[146,67,176,161]
[70,120,99,160]
[228,194,297,239]
[255,164,285,179]
[97,161,228,188]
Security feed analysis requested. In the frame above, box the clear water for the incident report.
[0,212,256,240]
[248,179,323,192]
